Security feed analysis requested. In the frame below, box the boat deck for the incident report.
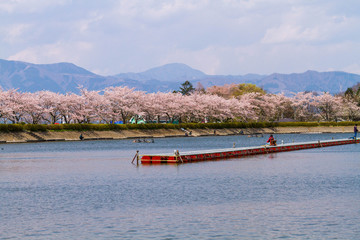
[140,138,359,164]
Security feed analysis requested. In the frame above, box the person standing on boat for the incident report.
[354,124,358,139]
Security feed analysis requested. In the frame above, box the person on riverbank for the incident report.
[267,134,277,146]
[354,124,358,139]
[79,134,84,140]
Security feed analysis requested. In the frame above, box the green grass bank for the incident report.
[0,121,359,133]
[0,121,358,144]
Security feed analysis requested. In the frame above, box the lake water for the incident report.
[1,133,360,239]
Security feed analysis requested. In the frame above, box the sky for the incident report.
[1,0,360,76]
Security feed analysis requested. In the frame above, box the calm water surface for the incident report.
[1,133,360,239]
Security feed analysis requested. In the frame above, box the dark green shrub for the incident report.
[277,122,319,127]
[207,123,222,129]
[24,124,47,132]
[335,121,359,126]
[248,122,264,128]
[319,122,334,127]
[1,121,359,133]
[126,124,139,129]
[110,124,128,130]
[163,124,177,129]
[0,124,9,132]
[0,124,24,132]
[47,124,64,131]
[61,123,93,131]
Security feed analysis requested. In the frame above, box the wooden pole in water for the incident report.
[175,150,183,163]
[132,150,139,165]
[179,155,184,163]
[137,151,139,165]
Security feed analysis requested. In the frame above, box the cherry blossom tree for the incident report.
[206,84,236,99]
[161,92,185,123]
[104,86,145,124]
[230,95,258,121]
[141,92,170,123]
[198,94,233,122]
[80,88,109,123]
[0,89,6,122]
[262,93,293,121]
[36,91,63,124]
[57,93,83,124]
[0,86,358,125]
[291,92,318,121]
[238,92,269,121]
[339,98,360,121]
[1,89,28,123]
[313,92,342,121]
[21,92,44,124]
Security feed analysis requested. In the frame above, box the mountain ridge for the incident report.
[0,59,359,94]
[115,63,207,83]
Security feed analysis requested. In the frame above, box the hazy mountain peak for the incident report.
[116,63,206,82]
[0,59,99,93]
[1,58,360,95]
[142,63,205,74]
[36,62,96,75]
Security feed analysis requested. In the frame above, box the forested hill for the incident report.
[1,59,359,94]
[253,71,360,95]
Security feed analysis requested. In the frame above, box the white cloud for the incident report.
[8,41,94,65]
[0,1,13,13]
[342,64,360,75]
[261,3,360,45]
[262,24,320,44]
[0,0,69,13]
[3,23,33,44]
[76,12,104,33]
[114,0,204,19]
[1,0,360,76]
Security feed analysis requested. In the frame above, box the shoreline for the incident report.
[0,126,355,144]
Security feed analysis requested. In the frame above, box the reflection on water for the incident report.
[1,133,360,239]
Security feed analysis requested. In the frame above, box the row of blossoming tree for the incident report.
[0,85,359,124]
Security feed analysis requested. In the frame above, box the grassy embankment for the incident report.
[0,121,359,133]
[0,121,357,143]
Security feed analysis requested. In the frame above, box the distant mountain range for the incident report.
[1,59,359,95]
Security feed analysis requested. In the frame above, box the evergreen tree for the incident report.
[174,81,195,95]
[344,87,354,98]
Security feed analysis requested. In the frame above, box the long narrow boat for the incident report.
[140,138,359,164]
